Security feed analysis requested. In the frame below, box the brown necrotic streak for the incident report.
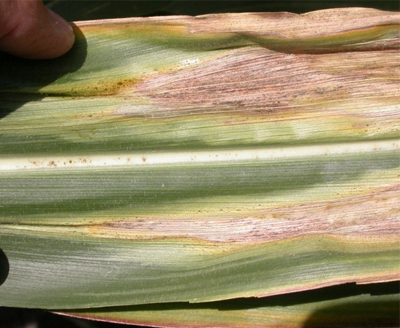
[127,47,399,119]
[99,184,399,243]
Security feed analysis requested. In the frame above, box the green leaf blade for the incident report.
[0,8,399,311]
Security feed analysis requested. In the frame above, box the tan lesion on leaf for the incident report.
[131,48,368,118]
[92,184,400,244]
[119,40,400,127]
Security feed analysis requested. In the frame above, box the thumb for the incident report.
[0,0,75,59]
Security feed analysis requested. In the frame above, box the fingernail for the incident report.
[48,9,74,39]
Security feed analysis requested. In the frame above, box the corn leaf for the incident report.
[0,7,399,314]
[62,282,400,328]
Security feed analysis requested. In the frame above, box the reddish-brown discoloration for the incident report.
[103,184,400,243]
[131,48,400,120]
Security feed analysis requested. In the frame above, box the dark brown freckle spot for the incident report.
[142,157,146,162]
[118,82,123,86]
[69,160,72,164]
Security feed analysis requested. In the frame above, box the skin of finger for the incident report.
[0,0,74,59]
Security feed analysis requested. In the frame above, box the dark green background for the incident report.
[45,0,399,21]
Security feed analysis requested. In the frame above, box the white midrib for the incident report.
[0,139,398,171]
